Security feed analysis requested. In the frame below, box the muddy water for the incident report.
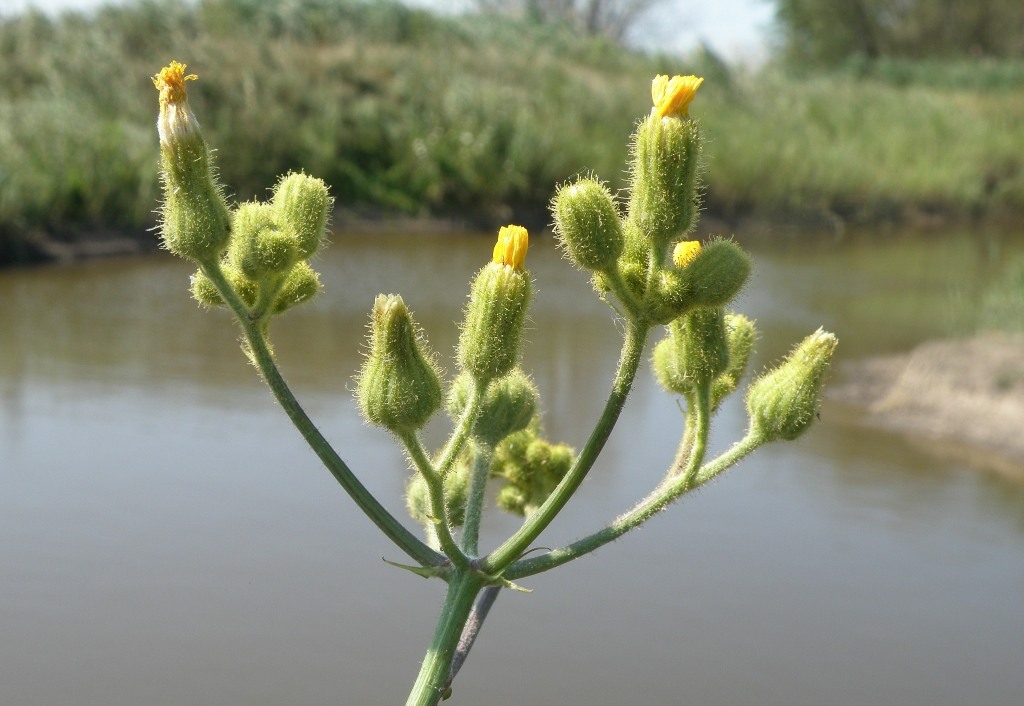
[1,229,1022,705]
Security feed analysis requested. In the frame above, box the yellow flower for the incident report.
[672,240,702,268]
[492,224,529,271]
[651,74,704,119]
[152,60,201,148]
[152,60,197,106]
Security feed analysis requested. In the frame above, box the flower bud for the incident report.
[493,429,573,517]
[357,294,443,433]
[443,462,471,527]
[746,329,838,442]
[272,172,332,259]
[190,266,259,309]
[190,269,223,308]
[710,313,757,409]
[458,226,532,385]
[406,459,470,528]
[449,370,539,447]
[685,238,751,309]
[552,178,624,272]
[652,307,729,395]
[405,473,431,526]
[646,239,748,324]
[272,261,322,314]
[230,202,298,281]
[651,74,704,120]
[152,61,230,263]
[626,76,704,256]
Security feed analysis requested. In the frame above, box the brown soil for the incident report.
[829,333,1024,479]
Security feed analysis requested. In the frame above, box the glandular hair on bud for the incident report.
[685,238,751,309]
[552,178,624,272]
[357,294,443,433]
[746,329,838,442]
[272,172,332,260]
[458,255,532,386]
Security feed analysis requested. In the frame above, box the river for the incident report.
[1,227,1022,705]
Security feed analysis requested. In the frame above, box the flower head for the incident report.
[152,60,230,262]
[152,60,197,107]
[651,74,704,119]
[492,225,529,271]
[152,60,200,147]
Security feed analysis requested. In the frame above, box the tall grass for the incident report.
[0,0,680,260]
[702,64,1024,224]
[2,0,1024,262]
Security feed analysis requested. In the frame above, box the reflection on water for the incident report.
[1,229,1023,705]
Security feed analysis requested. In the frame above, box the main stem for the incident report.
[406,571,485,706]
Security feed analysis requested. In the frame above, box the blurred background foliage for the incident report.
[1,0,1024,263]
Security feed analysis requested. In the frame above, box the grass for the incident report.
[2,0,1024,263]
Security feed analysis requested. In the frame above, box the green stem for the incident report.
[669,390,697,478]
[680,380,711,486]
[199,261,443,569]
[460,440,495,556]
[504,430,763,580]
[481,318,650,574]
[406,571,485,706]
[435,381,483,478]
[401,431,471,570]
[601,261,642,319]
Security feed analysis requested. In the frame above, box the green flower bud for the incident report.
[190,269,223,307]
[272,261,322,314]
[685,238,751,309]
[492,428,573,517]
[496,484,530,517]
[712,313,761,407]
[272,172,332,260]
[406,459,470,529]
[627,112,702,256]
[458,227,532,385]
[405,473,431,526]
[652,307,729,395]
[153,62,230,263]
[443,462,471,527]
[711,313,757,409]
[357,294,443,433]
[449,370,539,447]
[224,264,258,308]
[747,329,838,442]
[552,178,624,272]
[230,202,297,281]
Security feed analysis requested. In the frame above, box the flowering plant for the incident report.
[153,62,836,705]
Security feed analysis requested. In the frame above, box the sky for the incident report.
[0,0,775,62]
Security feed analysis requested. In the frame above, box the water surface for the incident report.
[1,228,1022,705]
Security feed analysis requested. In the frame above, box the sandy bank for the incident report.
[829,333,1024,479]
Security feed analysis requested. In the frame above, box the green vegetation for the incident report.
[2,0,1024,264]
[776,0,1024,66]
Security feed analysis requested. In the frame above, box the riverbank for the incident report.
[3,0,1024,264]
[829,333,1024,479]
